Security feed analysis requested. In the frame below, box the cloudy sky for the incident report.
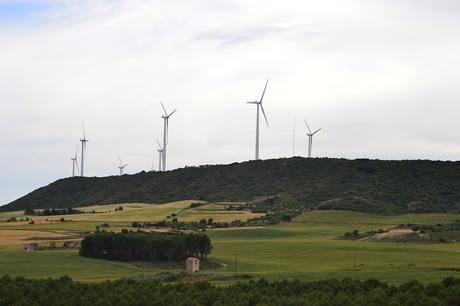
[1,0,459,205]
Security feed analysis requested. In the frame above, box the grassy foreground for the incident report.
[2,206,460,283]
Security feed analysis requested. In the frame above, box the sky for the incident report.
[1,0,459,205]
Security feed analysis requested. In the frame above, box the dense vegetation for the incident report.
[24,207,85,216]
[2,275,460,305]
[342,221,460,243]
[3,157,460,215]
[80,232,212,262]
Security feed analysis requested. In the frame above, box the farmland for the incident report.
[2,203,460,283]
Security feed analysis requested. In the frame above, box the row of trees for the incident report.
[24,207,85,216]
[2,276,460,305]
[80,232,212,262]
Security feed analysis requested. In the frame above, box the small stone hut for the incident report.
[23,243,39,252]
[186,257,200,273]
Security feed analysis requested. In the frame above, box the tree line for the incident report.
[80,231,212,262]
[24,207,85,216]
[2,275,460,305]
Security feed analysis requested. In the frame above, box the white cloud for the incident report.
[1,0,459,204]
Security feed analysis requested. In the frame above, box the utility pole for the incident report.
[139,264,144,281]
[235,255,238,276]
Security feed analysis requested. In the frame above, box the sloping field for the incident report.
[0,200,263,224]
[208,210,460,283]
[295,210,460,225]
[0,230,79,245]
[2,210,460,283]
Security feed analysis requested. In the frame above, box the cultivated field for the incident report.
[1,205,460,283]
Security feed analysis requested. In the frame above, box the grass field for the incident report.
[209,210,460,284]
[2,205,460,283]
[0,200,263,224]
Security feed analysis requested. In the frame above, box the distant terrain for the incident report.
[2,157,460,215]
[2,207,460,283]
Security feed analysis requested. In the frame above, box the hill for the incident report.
[2,157,460,214]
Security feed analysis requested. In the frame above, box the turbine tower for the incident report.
[155,139,164,172]
[71,144,79,177]
[118,156,128,175]
[304,120,321,158]
[160,101,177,171]
[246,79,269,160]
[80,124,89,177]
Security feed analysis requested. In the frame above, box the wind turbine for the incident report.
[246,79,269,160]
[70,144,79,177]
[80,124,89,177]
[160,101,177,171]
[292,114,296,157]
[118,156,128,175]
[155,139,164,172]
[304,120,321,158]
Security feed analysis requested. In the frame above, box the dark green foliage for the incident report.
[80,232,212,261]
[25,207,84,216]
[3,157,460,214]
[1,276,460,305]
[343,229,387,240]
[189,202,203,208]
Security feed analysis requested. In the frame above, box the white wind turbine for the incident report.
[160,101,177,171]
[80,124,89,177]
[304,120,321,158]
[70,144,79,177]
[246,79,269,160]
[155,139,164,172]
[118,156,128,175]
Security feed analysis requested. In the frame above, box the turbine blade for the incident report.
[75,143,79,158]
[312,128,322,135]
[304,120,312,134]
[155,138,162,149]
[167,108,177,118]
[82,122,86,139]
[260,104,269,127]
[246,101,258,104]
[260,79,269,103]
[119,156,123,166]
[160,101,168,116]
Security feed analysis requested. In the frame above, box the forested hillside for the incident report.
[2,157,460,214]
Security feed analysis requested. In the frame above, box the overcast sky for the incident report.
[1,0,459,205]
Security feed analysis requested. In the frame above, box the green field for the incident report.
[0,200,263,225]
[2,205,460,283]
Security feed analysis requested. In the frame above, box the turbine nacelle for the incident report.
[246,79,270,160]
[307,128,321,137]
[161,101,177,118]
[71,143,79,177]
[118,156,128,175]
[160,102,177,171]
[79,123,88,177]
[304,120,321,158]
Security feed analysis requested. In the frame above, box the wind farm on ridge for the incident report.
[70,79,323,177]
